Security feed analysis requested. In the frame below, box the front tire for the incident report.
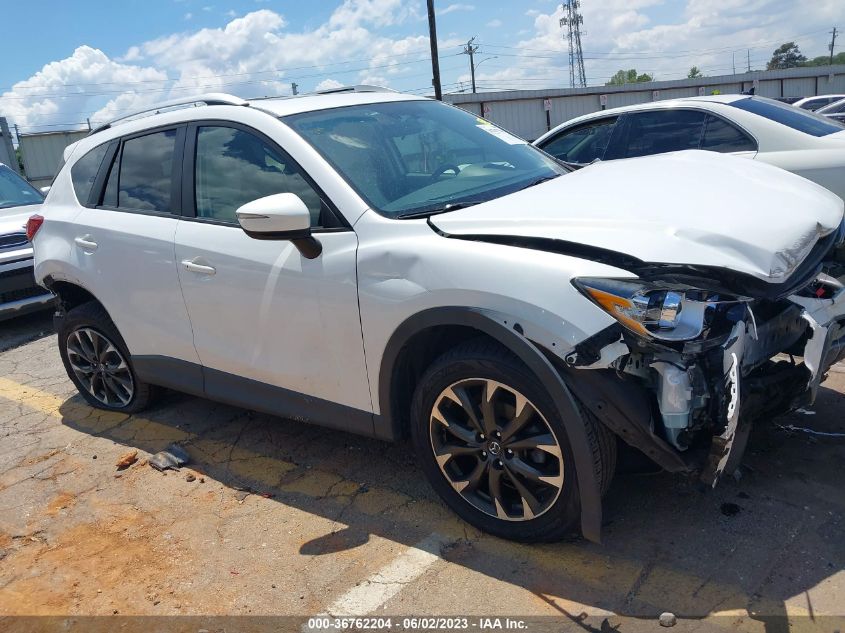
[410,339,615,542]
[58,301,153,413]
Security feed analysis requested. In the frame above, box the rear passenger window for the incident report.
[117,130,177,212]
[701,116,756,153]
[70,143,109,205]
[540,118,616,164]
[193,126,325,227]
[607,110,706,159]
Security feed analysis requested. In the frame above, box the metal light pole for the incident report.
[471,56,498,92]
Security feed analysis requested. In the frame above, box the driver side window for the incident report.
[193,125,327,227]
[540,118,617,164]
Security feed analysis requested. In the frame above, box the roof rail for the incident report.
[313,84,397,95]
[90,93,248,135]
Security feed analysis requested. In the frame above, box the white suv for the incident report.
[31,88,845,542]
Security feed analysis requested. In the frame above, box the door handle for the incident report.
[74,236,98,252]
[181,259,216,276]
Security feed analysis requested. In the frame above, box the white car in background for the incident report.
[534,95,845,200]
[0,162,51,320]
[817,97,845,124]
[793,94,845,111]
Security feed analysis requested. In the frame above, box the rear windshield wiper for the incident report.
[396,200,484,219]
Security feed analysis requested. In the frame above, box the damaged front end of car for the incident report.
[562,222,845,486]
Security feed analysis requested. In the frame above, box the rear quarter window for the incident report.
[730,97,845,137]
[70,143,110,205]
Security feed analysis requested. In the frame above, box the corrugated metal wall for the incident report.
[446,65,845,141]
[18,129,88,186]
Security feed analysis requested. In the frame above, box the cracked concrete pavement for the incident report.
[0,310,844,632]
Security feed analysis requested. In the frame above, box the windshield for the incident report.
[0,165,43,211]
[729,96,845,137]
[817,98,845,115]
[283,100,564,218]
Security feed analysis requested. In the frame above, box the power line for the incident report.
[478,28,831,58]
[0,53,464,101]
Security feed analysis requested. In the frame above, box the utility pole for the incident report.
[747,49,751,73]
[291,82,298,95]
[463,37,480,93]
[732,51,736,75]
[831,27,839,65]
[426,0,442,100]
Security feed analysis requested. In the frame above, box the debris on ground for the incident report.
[185,473,196,482]
[234,489,251,502]
[115,450,138,470]
[148,444,190,471]
[776,423,845,438]
[720,502,741,517]
[795,408,816,415]
[659,612,677,627]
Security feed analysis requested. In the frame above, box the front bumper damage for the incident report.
[564,281,845,487]
[702,285,845,484]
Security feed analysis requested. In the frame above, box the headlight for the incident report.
[573,277,743,342]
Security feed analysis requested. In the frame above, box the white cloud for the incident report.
[480,0,838,89]
[486,19,502,28]
[314,78,344,91]
[0,4,443,130]
[184,12,193,20]
[440,3,474,16]
[0,46,168,131]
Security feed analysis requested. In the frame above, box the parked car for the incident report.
[534,95,845,200]
[793,94,845,111]
[0,163,51,320]
[31,89,845,542]
[817,97,845,124]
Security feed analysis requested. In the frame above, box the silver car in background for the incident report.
[0,163,52,320]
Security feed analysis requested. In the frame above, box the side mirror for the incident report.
[236,193,321,259]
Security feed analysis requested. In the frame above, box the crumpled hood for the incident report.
[431,151,845,283]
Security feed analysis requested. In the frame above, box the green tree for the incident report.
[606,69,653,86]
[687,66,703,79]
[766,42,807,70]
[802,52,845,66]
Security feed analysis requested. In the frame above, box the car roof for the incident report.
[65,88,431,163]
[794,94,845,105]
[538,95,750,133]
[247,90,427,117]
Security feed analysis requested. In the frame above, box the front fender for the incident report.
[377,306,603,543]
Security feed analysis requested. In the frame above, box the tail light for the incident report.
[26,214,44,241]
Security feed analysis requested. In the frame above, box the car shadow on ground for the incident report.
[53,373,845,632]
[0,310,54,353]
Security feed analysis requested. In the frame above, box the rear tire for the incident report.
[58,301,154,413]
[410,339,615,542]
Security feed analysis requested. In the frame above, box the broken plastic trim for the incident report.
[428,219,844,301]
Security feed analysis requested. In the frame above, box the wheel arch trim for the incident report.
[376,306,603,542]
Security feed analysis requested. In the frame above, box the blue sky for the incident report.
[0,0,840,132]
